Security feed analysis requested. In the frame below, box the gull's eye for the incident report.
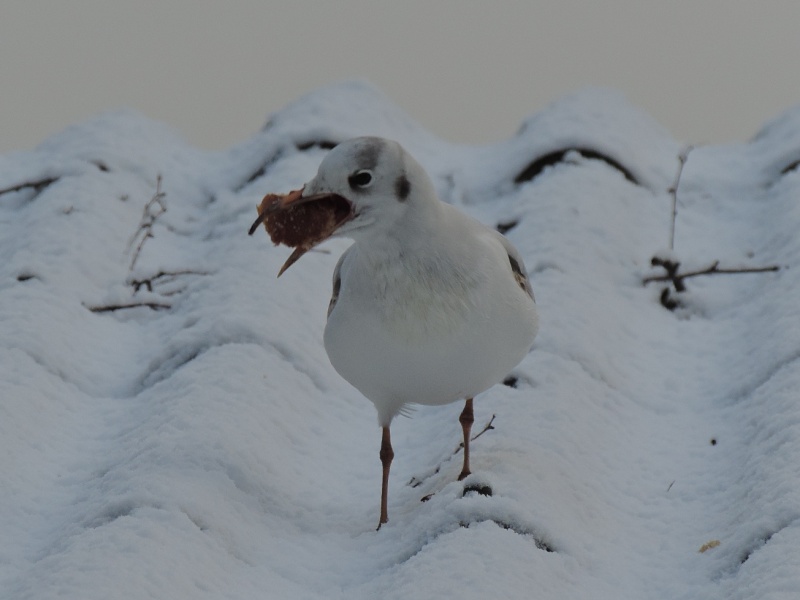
[348,170,373,189]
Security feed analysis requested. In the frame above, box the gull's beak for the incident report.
[248,187,355,276]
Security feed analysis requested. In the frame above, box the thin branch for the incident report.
[128,269,209,293]
[127,175,166,271]
[408,414,498,491]
[668,146,693,251]
[0,177,59,197]
[643,260,780,286]
[129,232,153,271]
[451,415,500,456]
[780,159,800,175]
[459,414,497,448]
[645,256,780,311]
[86,301,171,313]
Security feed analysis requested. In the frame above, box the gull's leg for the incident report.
[378,426,394,529]
[458,398,474,481]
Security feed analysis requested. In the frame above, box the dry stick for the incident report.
[128,269,209,293]
[458,413,497,450]
[432,415,498,477]
[653,146,780,309]
[127,175,167,271]
[643,261,780,287]
[0,177,59,197]
[668,145,693,251]
[86,301,171,313]
[408,414,498,491]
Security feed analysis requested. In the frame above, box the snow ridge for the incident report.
[2,82,799,599]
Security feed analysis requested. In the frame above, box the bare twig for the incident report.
[127,175,167,270]
[645,256,780,311]
[458,414,497,449]
[668,146,693,251]
[86,301,171,313]
[408,413,498,492]
[128,269,209,293]
[643,258,780,287]
[0,177,59,197]
[649,146,783,311]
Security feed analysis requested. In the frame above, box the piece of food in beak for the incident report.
[248,187,353,276]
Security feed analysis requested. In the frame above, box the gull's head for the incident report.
[301,136,436,241]
[253,137,439,275]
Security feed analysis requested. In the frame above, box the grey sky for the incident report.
[2,1,799,154]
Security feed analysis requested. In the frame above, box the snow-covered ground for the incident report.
[2,81,800,599]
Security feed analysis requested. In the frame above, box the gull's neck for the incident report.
[354,194,446,267]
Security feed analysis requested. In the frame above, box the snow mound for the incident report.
[2,82,800,599]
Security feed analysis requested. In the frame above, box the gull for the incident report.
[258,137,538,528]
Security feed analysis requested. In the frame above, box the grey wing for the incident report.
[327,248,349,318]
[496,233,535,302]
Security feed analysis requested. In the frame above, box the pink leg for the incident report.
[458,398,474,481]
[378,426,394,529]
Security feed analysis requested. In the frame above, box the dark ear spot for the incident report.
[395,174,411,201]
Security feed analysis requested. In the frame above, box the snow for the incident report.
[2,80,800,599]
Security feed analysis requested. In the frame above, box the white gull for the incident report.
[260,137,538,528]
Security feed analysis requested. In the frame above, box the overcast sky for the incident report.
[2,1,799,154]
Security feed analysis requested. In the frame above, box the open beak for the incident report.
[248,187,355,276]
